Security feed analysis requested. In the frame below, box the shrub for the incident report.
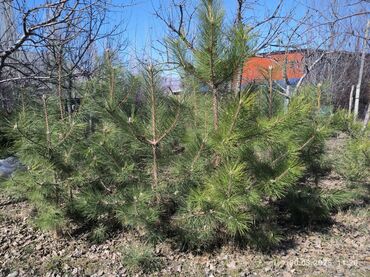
[121,242,162,274]
[335,136,370,183]
[168,87,334,250]
[4,57,182,239]
[282,186,356,225]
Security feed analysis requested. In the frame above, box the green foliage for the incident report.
[45,255,65,273]
[4,68,358,250]
[282,186,356,224]
[335,135,370,182]
[330,109,363,135]
[169,86,333,250]
[254,85,284,118]
[0,122,13,158]
[167,0,251,92]
[4,54,185,239]
[34,205,66,232]
[4,94,86,232]
[121,242,162,274]
[328,107,369,184]
[330,109,351,133]
[90,224,109,243]
[2,0,362,252]
[245,222,283,250]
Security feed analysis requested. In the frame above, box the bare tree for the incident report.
[0,0,128,112]
[263,0,369,113]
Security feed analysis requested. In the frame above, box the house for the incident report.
[241,50,305,85]
[238,49,369,116]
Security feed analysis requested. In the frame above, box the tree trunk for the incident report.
[212,85,219,130]
[66,74,73,117]
[151,144,158,191]
[42,95,51,151]
[57,49,64,120]
[233,0,244,98]
[232,67,243,98]
[353,20,369,120]
[284,85,291,113]
[148,66,159,192]
[268,66,273,118]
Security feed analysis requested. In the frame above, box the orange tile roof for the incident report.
[242,52,304,83]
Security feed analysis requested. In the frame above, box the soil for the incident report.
[1,177,369,277]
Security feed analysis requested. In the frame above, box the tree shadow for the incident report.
[252,181,370,255]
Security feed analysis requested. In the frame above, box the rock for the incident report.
[0,157,24,178]
[6,271,19,277]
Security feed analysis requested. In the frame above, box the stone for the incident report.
[0,157,24,178]
[6,271,19,277]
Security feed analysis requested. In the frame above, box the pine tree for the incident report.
[5,93,86,236]
[167,0,250,130]
[70,55,185,239]
[169,82,349,249]
[159,0,342,250]
[3,1,360,250]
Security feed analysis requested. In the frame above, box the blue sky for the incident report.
[122,0,243,49]
[119,0,302,53]
[23,0,303,62]
[27,0,368,62]
[105,0,310,75]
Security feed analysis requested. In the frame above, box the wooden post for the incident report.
[348,85,354,115]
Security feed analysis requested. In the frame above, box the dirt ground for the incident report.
[1,174,369,277]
